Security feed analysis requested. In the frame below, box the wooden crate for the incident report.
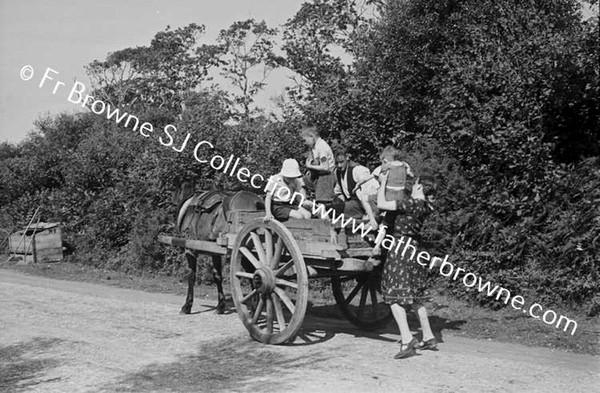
[7,223,63,263]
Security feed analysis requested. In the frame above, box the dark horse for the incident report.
[173,182,264,314]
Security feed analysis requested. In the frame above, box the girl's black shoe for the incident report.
[418,338,438,351]
[393,337,419,359]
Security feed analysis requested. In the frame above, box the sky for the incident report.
[0,0,306,143]
[2,1,596,144]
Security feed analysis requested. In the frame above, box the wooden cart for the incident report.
[159,211,392,344]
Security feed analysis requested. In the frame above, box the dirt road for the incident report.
[1,269,598,392]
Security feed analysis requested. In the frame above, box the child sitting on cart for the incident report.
[264,159,312,222]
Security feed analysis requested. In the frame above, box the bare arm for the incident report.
[305,160,332,174]
[358,192,378,228]
[264,192,274,222]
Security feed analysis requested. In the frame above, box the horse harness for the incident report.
[178,190,264,240]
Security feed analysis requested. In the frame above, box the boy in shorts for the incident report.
[301,126,337,204]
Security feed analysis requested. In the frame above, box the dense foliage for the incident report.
[1,0,598,314]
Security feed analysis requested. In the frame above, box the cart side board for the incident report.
[159,211,376,271]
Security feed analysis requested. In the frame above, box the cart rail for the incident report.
[157,235,227,255]
[157,234,374,272]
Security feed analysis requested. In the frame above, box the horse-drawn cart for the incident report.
[159,210,391,344]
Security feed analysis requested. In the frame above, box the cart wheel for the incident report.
[230,218,308,344]
[331,268,392,330]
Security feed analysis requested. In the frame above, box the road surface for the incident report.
[1,269,598,392]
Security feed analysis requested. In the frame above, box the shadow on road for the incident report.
[289,303,467,346]
[103,335,335,392]
[0,337,64,392]
[190,295,236,315]
[106,304,467,391]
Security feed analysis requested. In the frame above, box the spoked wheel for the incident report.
[331,268,393,331]
[230,219,308,344]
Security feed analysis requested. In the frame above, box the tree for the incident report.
[281,0,391,150]
[86,24,221,116]
[282,0,364,86]
[217,19,280,119]
[290,0,599,309]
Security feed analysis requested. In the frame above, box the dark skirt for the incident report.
[381,236,431,305]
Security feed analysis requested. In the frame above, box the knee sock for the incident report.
[414,303,435,341]
[390,303,413,345]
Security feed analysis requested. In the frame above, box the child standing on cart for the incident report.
[300,126,337,206]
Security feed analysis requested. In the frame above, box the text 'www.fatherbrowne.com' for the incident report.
[21,64,579,336]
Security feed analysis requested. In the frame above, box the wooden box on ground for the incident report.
[7,222,63,263]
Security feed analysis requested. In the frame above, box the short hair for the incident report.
[380,145,402,161]
[300,125,319,138]
[419,173,438,194]
[335,146,349,158]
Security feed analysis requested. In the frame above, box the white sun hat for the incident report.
[279,158,302,178]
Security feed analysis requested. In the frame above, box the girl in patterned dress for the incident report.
[377,172,438,359]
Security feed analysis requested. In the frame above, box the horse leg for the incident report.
[212,255,226,314]
[180,250,197,314]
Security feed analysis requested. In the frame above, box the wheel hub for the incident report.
[253,268,276,294]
